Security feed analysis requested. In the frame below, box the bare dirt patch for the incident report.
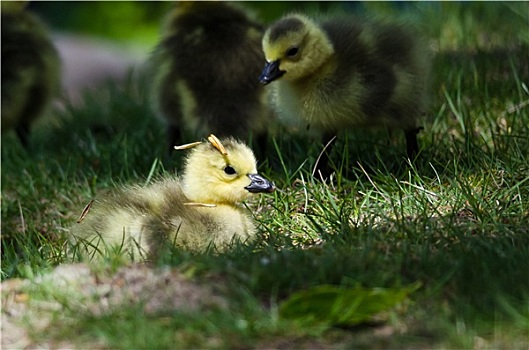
[1,263,226,349]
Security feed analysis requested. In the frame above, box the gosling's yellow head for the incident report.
[179,135,275,204]
[260,14,334,84]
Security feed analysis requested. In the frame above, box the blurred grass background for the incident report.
[28,1,528,50]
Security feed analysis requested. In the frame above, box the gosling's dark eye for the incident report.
[286,46,299,58]
[224,165,236,175]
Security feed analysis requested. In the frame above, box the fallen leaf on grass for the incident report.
[279,282,421,327]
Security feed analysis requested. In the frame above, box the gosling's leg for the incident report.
[16,91,46,149]
[254,131,269,165]
[404,127,423,159]
[313,133,336,181]
[15,122,30,149]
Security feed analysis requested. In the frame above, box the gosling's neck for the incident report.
[181,174,249,207]
[182,174,216,204]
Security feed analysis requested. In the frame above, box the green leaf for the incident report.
[279,282,421,327]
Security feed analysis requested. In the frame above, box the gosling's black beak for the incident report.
[245,173,275,193]
[259,60,285,85]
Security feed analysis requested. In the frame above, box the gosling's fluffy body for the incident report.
[150,1,271,149]
[73,178,255,259]
[1,1,61,146]
[261,14,430,156]
[71,138,274,260]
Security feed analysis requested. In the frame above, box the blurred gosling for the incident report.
[260,13,431,174]
[71,135,275,261]
[150,1,272,152]
[1,1,61,147]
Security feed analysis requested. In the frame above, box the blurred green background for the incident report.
[27,1,529,51]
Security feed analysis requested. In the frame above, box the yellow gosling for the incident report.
[71,135,275,261]
[260,13,431,175]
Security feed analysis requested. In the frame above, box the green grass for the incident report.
[2,2,529,348]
